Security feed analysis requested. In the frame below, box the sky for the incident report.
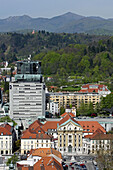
[0,0,113,19]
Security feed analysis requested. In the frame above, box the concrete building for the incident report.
[9,61,45,126]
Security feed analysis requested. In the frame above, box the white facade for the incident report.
[0,135,12,155]
[9,81,45,124]
[49,101,58,115]
[21,138,52,154]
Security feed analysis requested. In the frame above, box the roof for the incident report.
[34,156,63,170]
[59,114,80,127]
[79,84,109,93]
[29,120,43,131]
[29,148,62,159]
[0,123,12,132]
[85,128,113,140]
[42,121,59,131]
[61,112,75,118]
[0,126,12,135]
[21,126,52,139]
[78,121,106,133]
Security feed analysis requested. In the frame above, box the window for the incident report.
[6,150,8,154]
[1,151,3,154]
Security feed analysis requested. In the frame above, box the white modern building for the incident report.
[9,61,45,126]
[49,101,58,115]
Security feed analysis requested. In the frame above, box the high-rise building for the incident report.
[9,60,45,126]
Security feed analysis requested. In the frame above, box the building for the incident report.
[79,84,111,97]
[9,60,45,126]
[84,129,113,154]
[47,91,101,112]
[47,84,111,112]
[17,148,63,170]
[0,123,14,155]
[21,120,53,155]
[57,114,83,155]
[49,101,58,115]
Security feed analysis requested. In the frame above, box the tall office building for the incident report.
[9,61,45,126]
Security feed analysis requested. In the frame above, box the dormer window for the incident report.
[1,133,3,135]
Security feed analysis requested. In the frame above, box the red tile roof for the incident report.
[61,112,75,118]
[34,156,63,170]
[0,123,12,132]
[42,121,59,131]
[0,126,12,135]
[21,126,52,139]
[79,84,109,93]
[85,128,113,140]
[29,120,43,131]
[59,114,79,126]
[78,121,106,133]
[29,148,62,159]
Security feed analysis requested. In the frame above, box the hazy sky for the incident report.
[0,0,113,19]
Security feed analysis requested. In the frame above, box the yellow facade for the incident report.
[49,92,101,111]
[57,119,83,154]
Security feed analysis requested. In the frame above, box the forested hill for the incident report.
[0,31,108,62]
[1,31,113,82]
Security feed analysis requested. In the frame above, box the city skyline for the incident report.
[0,0,113,19]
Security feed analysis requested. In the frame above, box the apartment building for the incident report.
[48,92,101,111]
[47,84,111,112]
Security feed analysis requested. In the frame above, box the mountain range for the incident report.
[1,12,113,35]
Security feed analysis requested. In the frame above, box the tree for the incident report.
[7,154,18,165]
[100,93,113,110]
[60,106,65,115]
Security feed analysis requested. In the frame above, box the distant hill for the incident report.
[1,12,113,35]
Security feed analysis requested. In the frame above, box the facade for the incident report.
[48,92,101,111]
[47,84,111,112]
[84,129,113,154]
[49,101,58,115]
[21,120,53,154]
[0,124,13,155]
[9,61,45,125]
[57,114,83,155]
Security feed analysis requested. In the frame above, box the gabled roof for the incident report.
[21,126,52,139]
[85,128,113,140]
[61,112,75,118]
[59,114,80,127]
[78,121,106,133]
[0,123,12,132]
[33,156,63,170]
[29,120,43,131]
[0,126,12,135]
